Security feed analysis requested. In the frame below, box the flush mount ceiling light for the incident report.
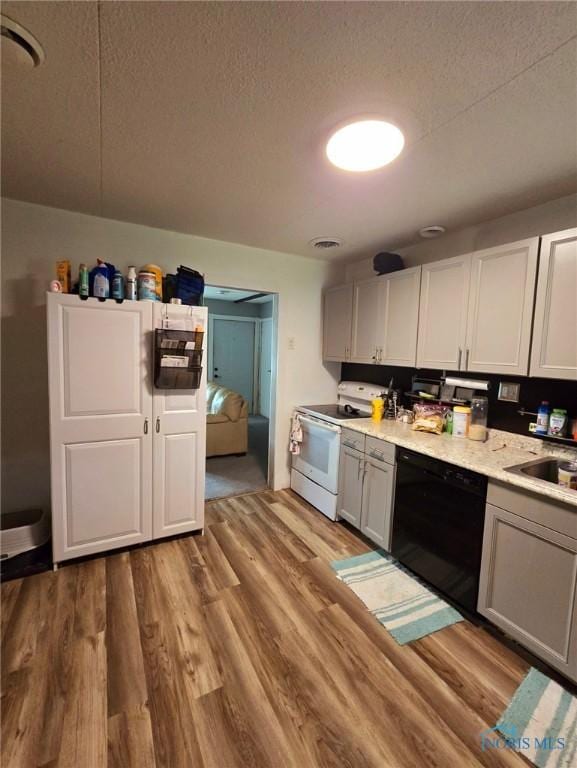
[419,225,446,239]
[1,14,45,68]
[326,119,404,172]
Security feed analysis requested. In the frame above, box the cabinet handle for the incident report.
[378,347,382,363]
[156,417,160,433]
[144,418,149,434]
[465,348,470,369]
[457,348,462,369]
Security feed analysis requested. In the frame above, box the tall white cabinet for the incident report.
[47,294,207,564]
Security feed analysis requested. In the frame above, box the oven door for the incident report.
[292,414,341,493]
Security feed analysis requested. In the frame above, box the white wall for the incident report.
[345,193,577,280]
[1,198,343,514]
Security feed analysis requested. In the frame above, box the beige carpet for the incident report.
[205,416,269,500]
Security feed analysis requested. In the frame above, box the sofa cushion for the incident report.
[206,413,230,425]
[207,381,245,422]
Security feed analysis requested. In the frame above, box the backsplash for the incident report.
[341,363,577,439]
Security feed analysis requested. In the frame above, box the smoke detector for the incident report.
[419,225,446,239]
[309,237,343,250]
[1,15,45,69]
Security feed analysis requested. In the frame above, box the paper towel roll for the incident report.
[444,376,490,391]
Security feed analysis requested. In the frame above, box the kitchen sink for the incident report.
[505,456,572,486]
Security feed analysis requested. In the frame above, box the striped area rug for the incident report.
[494,668,577,767]
[330,550,463,645]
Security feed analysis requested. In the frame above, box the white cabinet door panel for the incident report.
[465,238,538,375]
[323,284,353,362]
[48,295,153,562]
[153,304,207,538]
[350,278,383,363]
[530,228,577,380]
[380,267,421,367]
[65,439,144,547]
[417,255,470,370]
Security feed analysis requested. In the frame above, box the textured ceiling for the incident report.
[2,1,576,261]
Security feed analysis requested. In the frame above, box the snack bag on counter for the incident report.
[412,403,449,435]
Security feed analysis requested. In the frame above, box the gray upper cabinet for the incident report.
[379,266,421,367]
[479,497,577,682]
[465,238,538,376]
[350,278,383,364]
[417,254,470,370]
[323,283,353,362]
[530,228,577,380]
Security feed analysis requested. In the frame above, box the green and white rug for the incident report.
[491,668,577,767]
[330,550,463,645]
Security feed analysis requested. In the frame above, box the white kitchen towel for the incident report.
[289,413,303,455]
[331,550,463,644]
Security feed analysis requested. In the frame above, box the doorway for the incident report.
[204,286,277,500]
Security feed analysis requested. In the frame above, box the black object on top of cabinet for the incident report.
[154,329,203,389]
[391,448,487,613]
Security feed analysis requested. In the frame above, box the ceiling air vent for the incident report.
[309,237,343,250]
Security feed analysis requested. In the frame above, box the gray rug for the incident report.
[205,416,269,500]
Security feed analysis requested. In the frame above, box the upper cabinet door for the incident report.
[379,267,421,367]
[465,238,538,375]
[323,284,353,362]
[47,295,153,563]
[350,278,383,364]
[416,255,470,370]
[530,228,577,380]
[152,304,208,539]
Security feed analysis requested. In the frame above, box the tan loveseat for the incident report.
[206,382,248,457]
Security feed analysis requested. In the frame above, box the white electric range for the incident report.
[291,381,386,520]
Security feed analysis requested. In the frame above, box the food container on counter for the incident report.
[558,462,577,490]
[453,406,471,438]
[469,396,488,442]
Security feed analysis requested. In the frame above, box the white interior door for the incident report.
[210,318,256,410]
[153,304,207,539]
[47,294,153,563]
[258,318,273,418]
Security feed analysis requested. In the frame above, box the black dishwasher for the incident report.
[391,448,487,613]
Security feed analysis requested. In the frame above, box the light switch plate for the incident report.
[498,381,521,403]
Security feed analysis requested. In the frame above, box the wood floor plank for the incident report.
[0,577,23,644]
[57,630,108,768]
[106,553,149,717]
[130,546,205,768]
[107,705,156,768]
[203,598,298,768]
[1,571,53,675]
[194,526,240,592]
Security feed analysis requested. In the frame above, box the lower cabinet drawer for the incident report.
[341,428,365,453]
[478,503,577,682]
[365,436,395,464]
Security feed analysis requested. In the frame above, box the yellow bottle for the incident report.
[371,397,384,422]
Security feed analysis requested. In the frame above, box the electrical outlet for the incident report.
[498,382,520,403]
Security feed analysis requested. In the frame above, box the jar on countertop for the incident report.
[453,406,471,438]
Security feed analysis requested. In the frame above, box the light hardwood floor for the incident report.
[1,489,532,767]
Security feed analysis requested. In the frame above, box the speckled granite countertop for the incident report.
[341,419,577,508]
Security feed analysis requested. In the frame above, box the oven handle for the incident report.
[298,415,341,433]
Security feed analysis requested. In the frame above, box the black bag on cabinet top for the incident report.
[373,252,404,275]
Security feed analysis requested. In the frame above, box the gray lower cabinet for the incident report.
[361,457,394,549]
[338,433,395,550]
[479,499,577,682]
[337,445,364,527]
